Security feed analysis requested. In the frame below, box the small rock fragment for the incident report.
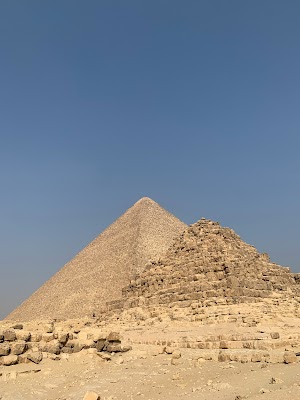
[83,391,100,400]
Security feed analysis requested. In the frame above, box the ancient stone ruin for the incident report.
[3,201,300,369]
[0,321,130,367]
[105,218,300,364]
[114,218,300,310]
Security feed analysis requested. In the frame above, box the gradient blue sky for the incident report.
[0,1,299,319]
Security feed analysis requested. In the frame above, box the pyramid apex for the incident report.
[134,196,156,205]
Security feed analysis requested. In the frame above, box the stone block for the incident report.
[0,343,10,356]
[16,331,31,342]
[11,341,27,355]
[107,332,121,342]
[27,351,43,364]
[284,351,297,364]
[3,330,16,341]
[2,355,18,366]
[83,391,100,400]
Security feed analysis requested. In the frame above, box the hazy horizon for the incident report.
[1,1,300,319]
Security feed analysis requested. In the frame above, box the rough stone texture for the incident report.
[0,343,10,356]
[26,352,43,364]
[283,351,297,364]
[112,218,300,312]
[6,197,186,321]
[3,330,16,341]
[0,324,127,366]
[2,355,18,366]
[10,341,26,355]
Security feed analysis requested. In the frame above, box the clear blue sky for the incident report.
[1,1,299,319]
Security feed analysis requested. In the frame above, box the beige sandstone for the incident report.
[6,197,186,321]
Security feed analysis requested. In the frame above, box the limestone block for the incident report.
[218,351,230,362]
[164,346,173,354]
[283,351,297,364]
[96,339,106,352]
[11,341,27,355]
[270,332,280,339]
[42,340,61,355]
[27,351,43,364]
[42,333,54,342]
[16,331,31,342]
[3,330,16,341]
[57,332,69,345]
[83,391,100,400]
[172,350,181,359]
[2,355,18,366]
[0,343,10,356]
[251,352,263,362]
[107,332,121,342]
[78,331,88,340]
[44,323,54,333]
[105,343,122,352]
[18,354,31,364]
[61,347,73,354]
[31,333,42,342]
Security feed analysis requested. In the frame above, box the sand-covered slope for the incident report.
[6,197,186,321]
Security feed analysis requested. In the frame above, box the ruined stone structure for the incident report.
[6,197,186,321]
[105,219,300,363]
[110,218,300,312]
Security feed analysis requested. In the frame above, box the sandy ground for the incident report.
[1,344,300,400]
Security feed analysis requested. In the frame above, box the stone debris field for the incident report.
[1,197,300,400]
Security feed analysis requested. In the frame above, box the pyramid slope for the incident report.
[115,218,300,311]
[6,197,186,321]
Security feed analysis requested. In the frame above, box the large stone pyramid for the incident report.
[6,197,186,321]
[110,218,300,312]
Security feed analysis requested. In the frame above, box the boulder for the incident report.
[16,331,31,342]
[11,341,27,355]
[31,333,42,342]
[27,351,43,364]
[2,355,18,366]
[83,391,100,400]
[42,333,54,342]
[42,340,61,355]
[107,332,121,342]
[0,343,10,356]
[283,351,297,364]
[3,330,16,341]
[44,323,54,333]
[57,332,69,345]
[96,339,106,352]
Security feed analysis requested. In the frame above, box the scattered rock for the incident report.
[2,355,18,366]
[83,391,100,400]
[283,351,297,364]
[27,351,43,364]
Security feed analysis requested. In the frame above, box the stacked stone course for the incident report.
[0,322,129,366]
[105,218,300,363]
[110,219,300,312]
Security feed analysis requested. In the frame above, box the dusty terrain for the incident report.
[1,313,300,400]
[1,342,300,400]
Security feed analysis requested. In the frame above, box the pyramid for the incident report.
[6,197,186,321]
[106,219,300,364]
[110,218,300,312]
